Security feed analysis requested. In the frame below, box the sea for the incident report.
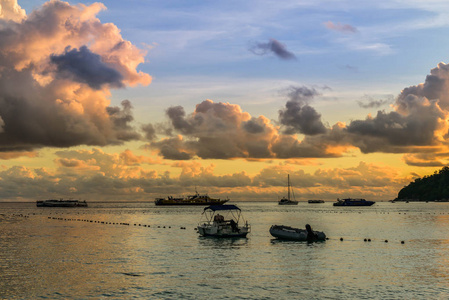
[1,201,449,299]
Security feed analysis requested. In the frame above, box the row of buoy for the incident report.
[339,237,405,244]
[47,216,187,230]
[9,214,30,218]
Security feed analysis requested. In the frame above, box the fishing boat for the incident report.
[197,205,251,238]
[333,198,375,206]
[269,224,326,241]
[36,199,88,207]
[278,174,298,205]
[308,199,325,204]
[155,190,228,206]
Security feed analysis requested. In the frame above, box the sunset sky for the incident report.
[1,0,449,202]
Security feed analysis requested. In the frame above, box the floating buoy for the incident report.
[340,237,343,241]
[385,240,388,243]
[364,239,367,242]
[368,239,371,242]
[401,241,405,244]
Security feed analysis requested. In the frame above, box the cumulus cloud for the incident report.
[346,63,449,154]
[324,21,358,34]
[147,61,449,163]
[147,99,347,160]
[249,38,296,60]
[0,0,151,154]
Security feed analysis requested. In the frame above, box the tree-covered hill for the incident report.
[397,167,449,201]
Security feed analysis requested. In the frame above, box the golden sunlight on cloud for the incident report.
[0,146,411,201]
[0,0,25,22]
[0,0,151,152]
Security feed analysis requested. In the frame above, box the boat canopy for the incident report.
[204,204,240,212]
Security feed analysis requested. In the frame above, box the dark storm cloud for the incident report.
[243,119,265,134]
[106,100,141,142]
[166,106,199,135]
[151,137,193,160]
[279,102,327,135]
[278,86,327,135]
[51,46,124,89]
[141,123,157,141]
[249,38,296,60]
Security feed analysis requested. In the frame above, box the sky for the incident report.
[1,0,449,202]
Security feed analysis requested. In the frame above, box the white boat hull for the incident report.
[270,225,326,241]
[197,222,250,238]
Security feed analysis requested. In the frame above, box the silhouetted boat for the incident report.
[308,200,325,204]
[278,174,298,205]
[155,190,228,206]
[36,199,87,207]
[269,224,326,241]
[197,205,250,237]
[333,198,375,206]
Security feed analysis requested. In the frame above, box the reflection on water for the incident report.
[198,236,249,249]
[1,202,449,298]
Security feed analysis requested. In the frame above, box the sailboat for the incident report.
[278,174,298,205]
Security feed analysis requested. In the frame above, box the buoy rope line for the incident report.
[45,216,188,229]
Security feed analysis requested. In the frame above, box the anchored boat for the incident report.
[36,199,88,207]
[278,174,298,205]
[308,199,325,204]
[197,205,250,238]
[333,198,375,206]
[155,190,228,206]
[270,224,326,241]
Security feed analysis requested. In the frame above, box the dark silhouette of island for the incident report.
[397,167,449,202]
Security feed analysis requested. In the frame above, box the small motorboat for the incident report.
[269,224,326,241]
[197,205,250,238]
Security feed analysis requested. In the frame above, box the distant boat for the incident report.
[333,198,375,206]
[36,199,87,207]
[269,224,326,241]
[308,200,325,204]
[278,174,298,205]
[197,205,251,238]
[155,190,228,206]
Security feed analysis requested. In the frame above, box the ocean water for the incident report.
[1,201,449,299]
